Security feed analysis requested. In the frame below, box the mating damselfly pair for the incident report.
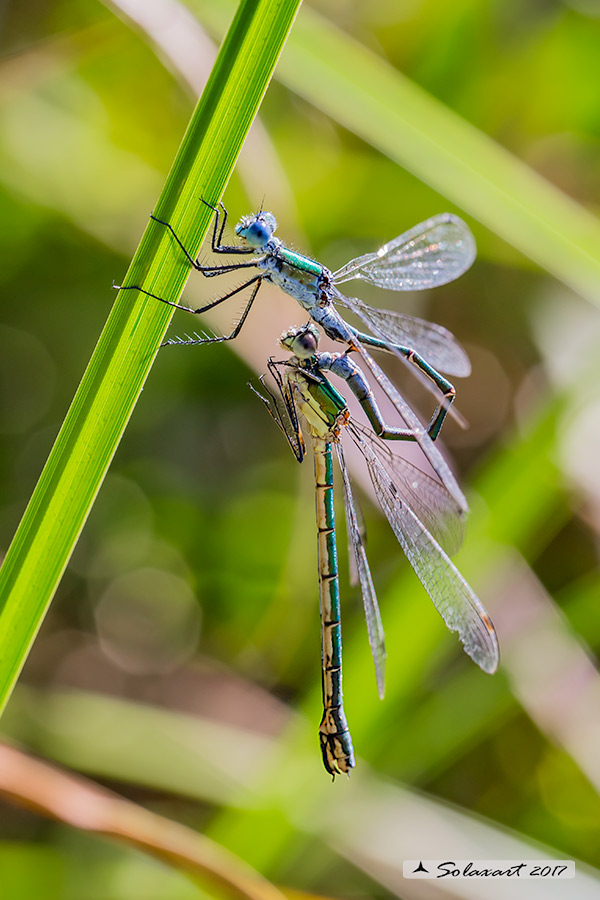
[118,202,498,776]
[253,323,498,775]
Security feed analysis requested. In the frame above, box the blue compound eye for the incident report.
[249,221,270,243]
[235,212,277,247]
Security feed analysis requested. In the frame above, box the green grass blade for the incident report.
[193,0,600,303]
[0,0,302,714]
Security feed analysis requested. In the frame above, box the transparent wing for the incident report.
[346,482,367,589]
[349,420,466,557]
[334,442,386,698]
[335,293,471,378]
[332,214,476,291]
[351,429,498,674]
[335,295,469,429]
[355,343,469,514]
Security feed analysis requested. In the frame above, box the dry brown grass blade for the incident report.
[0,742,287,900]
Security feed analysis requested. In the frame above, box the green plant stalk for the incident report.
[0,0,302,713]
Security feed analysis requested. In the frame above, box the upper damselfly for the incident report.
[117,202,476,510]
[252,323,498,777]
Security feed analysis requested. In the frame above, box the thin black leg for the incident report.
[199,199,229,251]
[162,277,263,346]
[193,260,260,278]
[217,201,228,247]
[114,274,263,317]
[150,214,256,273]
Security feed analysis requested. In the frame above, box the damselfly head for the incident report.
[235,211,277,248]
[279,322,320,358]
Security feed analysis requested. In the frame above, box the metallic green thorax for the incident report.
[285,361,348,442]
[278,247,324,278]
[304,370,347,426]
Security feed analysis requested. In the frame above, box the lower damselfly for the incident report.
[116,202,476,510]
[252,323,498,777]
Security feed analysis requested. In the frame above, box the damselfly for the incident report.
[252,323,498,777]
[117,203,476,510]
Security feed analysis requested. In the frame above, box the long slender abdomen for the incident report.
[313,439,355,777]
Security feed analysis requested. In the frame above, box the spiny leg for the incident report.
[215,201,228,248]
[115,202,258,301]
[248,366,306,463]
[149,214,255,276]
[161,277,263,346]
[200,197,238,253]
[200,198,226,251]
[190,260,260,278]
[113,274,263,324]
[150,199,252,271]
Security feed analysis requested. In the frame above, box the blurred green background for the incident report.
[0,0,599,897]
